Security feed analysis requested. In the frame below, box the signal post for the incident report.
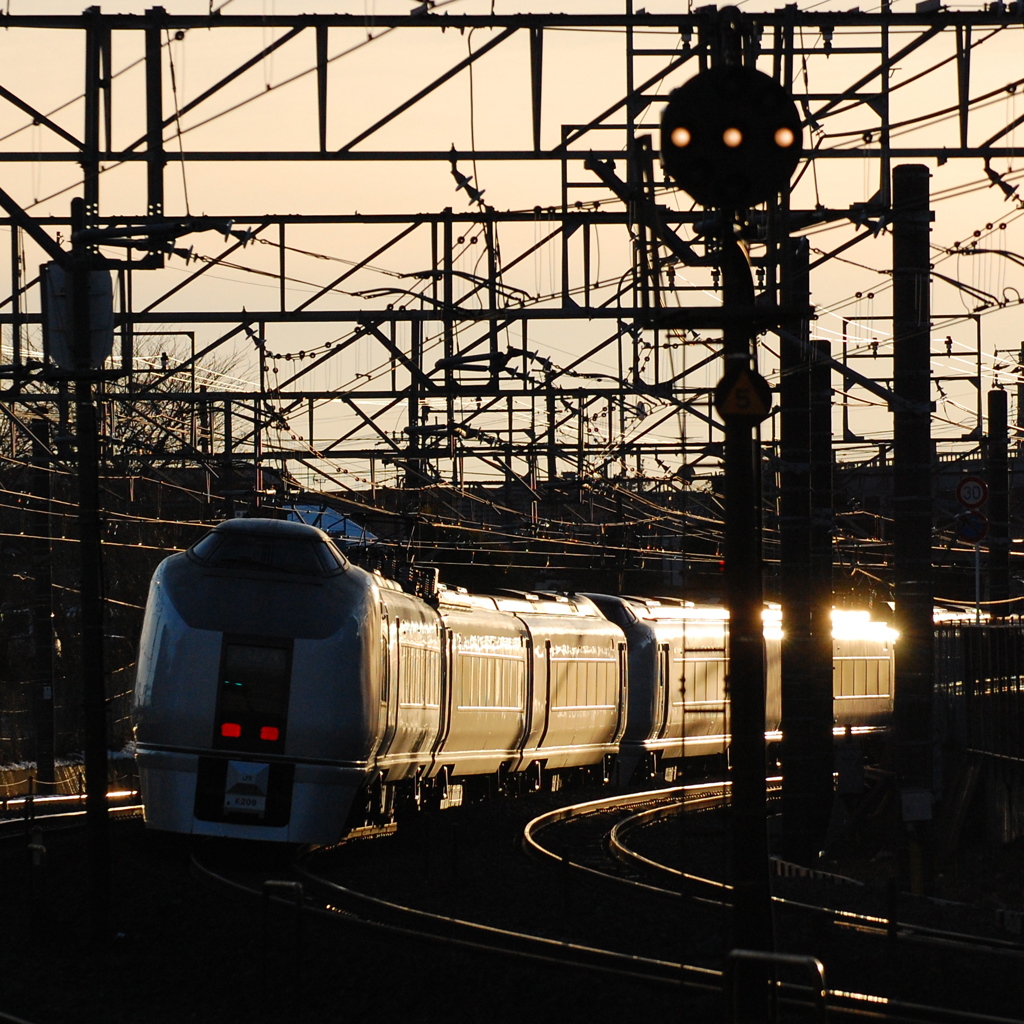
[660,53,802,1006]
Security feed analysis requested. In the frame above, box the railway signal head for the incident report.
[661,65,802,210]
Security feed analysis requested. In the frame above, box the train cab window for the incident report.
[189,533,347,576]
[190,533,223,561]
[584,594,638,629]
[316,541,348,573]
[213,641,292,751]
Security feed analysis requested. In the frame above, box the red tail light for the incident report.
[260,726,280,742]
[220,722,242,738]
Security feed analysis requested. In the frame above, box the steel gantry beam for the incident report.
[0,4,1022,515]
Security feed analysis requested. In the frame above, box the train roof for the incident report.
[436,585,602,617]
[619,595,729,621]
[206,517,331,541]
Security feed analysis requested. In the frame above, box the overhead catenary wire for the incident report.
[3,16,1024,537]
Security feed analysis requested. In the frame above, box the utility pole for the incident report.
[891,164,935,892]
[808,293,835,836]
[987,388,1009,612]
[0,150,115,948]
[30,418,56,787]
[71,196,111,942]
[780,238,833,861]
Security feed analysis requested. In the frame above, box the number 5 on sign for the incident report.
[714,366,773,425]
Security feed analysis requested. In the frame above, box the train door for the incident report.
[680,614,729,755]
[536,637,553,750]
[614,640,629,742]
[515,635,545,770]
[432,626,456,758]
[655,642,671,739]
[377,609,399,756]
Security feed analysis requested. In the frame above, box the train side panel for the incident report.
[832,623,895,734]
[373,588,444,781]
[133,566,222,750]
[515,612,626,771]
[433,607,530,776]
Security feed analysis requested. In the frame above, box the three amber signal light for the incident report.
[660,65,803,209]
[670,124,797,152]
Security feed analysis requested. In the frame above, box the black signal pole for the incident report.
[657,49,801,1014]
[78,9,111,942]
[719,238,773,959]
[0,184,112,946]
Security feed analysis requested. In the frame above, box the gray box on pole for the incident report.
[41,261,114,371]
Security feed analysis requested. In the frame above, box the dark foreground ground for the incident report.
[0,811,699,1024]
[1,791,1022,1024]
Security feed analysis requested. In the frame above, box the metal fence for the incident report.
[935,621,1024,764]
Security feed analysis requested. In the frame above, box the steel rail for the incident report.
[0,801,143,842]
[294,848,700,987]
[520,780,737,896]
[523,784,1024,1023]
[188,835,717,993]
[185,788,1024,1024]
[608,799,1024,957]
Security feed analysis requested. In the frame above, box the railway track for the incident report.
[613,802,1024,957]
[187,782,1024,1024]
[0,789,142,843]
[527,784,1024,1022]
[3,783,1019,1022]
[191,802,719,995]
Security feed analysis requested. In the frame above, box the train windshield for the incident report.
[189,531,346,575]
[214,641,292,752]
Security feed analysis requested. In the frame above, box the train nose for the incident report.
[194,756,296,828]
[194,636,297,828]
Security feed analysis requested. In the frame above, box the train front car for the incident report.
[132,518,383,844]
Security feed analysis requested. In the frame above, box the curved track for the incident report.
[537,786,1024,1023]
[522,779,738,901]
[187,783,1024,1024]
[191,825,716,994]
[609,799,1024,958]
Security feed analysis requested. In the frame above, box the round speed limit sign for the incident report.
[956,475,988,509]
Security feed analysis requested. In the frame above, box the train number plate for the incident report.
[223,761,270,817]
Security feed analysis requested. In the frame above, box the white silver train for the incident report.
[131,517,896,844]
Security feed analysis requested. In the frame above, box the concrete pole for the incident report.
[891,164,935,890]
[987,389,1009,612]
[780,238,833,860]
